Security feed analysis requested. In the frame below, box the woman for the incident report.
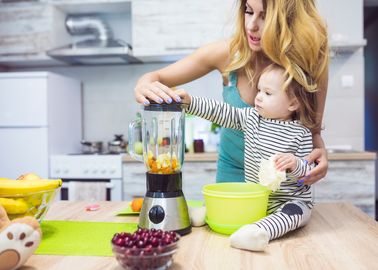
[134,0,329,185]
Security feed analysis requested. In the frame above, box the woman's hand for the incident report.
[303,148,328,185]
[134,79,181,106]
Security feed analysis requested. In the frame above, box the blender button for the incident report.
[148,205,165,224]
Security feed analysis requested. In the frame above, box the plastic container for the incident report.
[202,183,270,235]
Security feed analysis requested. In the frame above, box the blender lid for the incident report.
[144,100,185,112]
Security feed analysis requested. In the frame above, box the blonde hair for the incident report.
[261,64,318,129]
[225,0,329,93]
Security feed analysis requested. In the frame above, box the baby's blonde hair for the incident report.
[225,0,329,93]
[260,64,318,129]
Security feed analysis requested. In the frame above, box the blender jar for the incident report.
[129,101,185,174]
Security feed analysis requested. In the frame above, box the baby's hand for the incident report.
[274,153,298,172]
[174,89,191,105]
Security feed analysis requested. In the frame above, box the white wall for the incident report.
[10,64,222,144]
[318,0,365,150]
[9,0,366,151]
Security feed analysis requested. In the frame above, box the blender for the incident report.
[129,101,191,235]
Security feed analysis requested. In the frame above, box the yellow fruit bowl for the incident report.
[0,176,62,222]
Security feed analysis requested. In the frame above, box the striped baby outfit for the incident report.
[187,96,314,240]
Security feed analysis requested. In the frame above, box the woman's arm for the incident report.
[305,71,329,185]
[134,40,230,105]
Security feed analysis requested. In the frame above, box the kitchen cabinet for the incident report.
[123,152,376,217]
[314,159,375,216]
[131,0,234,60]
[0,2,70,65]
[123,161,216,201]
[0,1,132,67]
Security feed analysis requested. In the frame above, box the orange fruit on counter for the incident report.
[130,198,144,212]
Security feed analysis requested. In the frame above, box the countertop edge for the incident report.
[123,151,377,163]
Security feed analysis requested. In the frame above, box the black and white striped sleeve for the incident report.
[289,130,313,178]
[186,96,249,131]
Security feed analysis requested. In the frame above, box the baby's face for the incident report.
[255,69,296,120]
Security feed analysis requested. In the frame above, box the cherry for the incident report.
[113,238,125,246]
[112,228,179,249]
[137,240,146,248]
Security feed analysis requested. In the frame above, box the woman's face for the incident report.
[244,0,266,51]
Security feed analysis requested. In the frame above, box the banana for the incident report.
[0,179,62,195]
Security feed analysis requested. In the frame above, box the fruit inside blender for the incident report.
[146,150,180,174]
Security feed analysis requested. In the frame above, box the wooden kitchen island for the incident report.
[24,201,378,270]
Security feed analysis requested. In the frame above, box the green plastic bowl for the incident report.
[202,183,270,235]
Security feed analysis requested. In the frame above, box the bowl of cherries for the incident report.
[111,228,180,270]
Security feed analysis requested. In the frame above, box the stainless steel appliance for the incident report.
[129,101,191,235]
[47,15,141,65]
[50,154,124,201]
[108,134,127,154]
[80,140,103,154]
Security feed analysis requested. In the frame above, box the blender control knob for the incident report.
[148,205,165,224]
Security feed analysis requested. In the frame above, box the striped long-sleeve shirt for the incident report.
[187,96,314,209]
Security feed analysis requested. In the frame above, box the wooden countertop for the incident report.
[26,201,378,270]
[123,151,377,162]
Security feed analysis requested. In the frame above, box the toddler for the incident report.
[179,63,318,251]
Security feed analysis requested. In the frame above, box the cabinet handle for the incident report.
[204,168,216,172]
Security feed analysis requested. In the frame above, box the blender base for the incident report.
[139,195,192,235]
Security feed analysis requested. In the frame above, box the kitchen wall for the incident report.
[317,0,365,150]
[9,64,222,144]
[7,0,366,151]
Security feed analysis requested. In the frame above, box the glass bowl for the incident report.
[0,188,60,222]
[111,228,180,270]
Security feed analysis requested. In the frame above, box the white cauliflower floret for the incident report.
[258,155,286,192]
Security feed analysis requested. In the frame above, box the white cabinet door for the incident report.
[0,77,47,126]
[132,0,234,57]
[0,127,48,179]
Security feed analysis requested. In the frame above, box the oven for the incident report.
[50,154,124,201]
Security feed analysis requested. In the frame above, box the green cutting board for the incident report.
[35,220,138,256]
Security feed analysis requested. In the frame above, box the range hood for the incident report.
[47,15,141,65]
